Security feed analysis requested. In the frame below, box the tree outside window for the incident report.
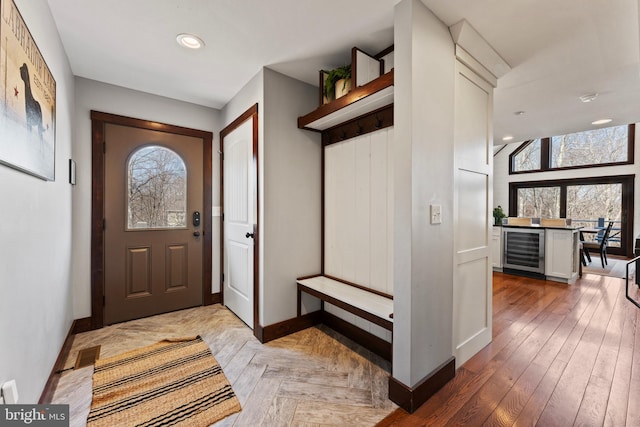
[509,124,633,174]
[127,146,187,229]
[512,139,541,172]
[551,126,628,168]
[516,187,560,218]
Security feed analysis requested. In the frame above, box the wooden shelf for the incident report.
[298,69,394,132]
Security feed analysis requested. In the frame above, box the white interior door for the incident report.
[223,119,255,327]
[452,60,494,366]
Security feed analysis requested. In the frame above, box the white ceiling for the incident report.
[47,0,640,144]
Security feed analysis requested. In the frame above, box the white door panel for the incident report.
[227,242,250,295]
[223,118,254,327]
[453,61,494,366]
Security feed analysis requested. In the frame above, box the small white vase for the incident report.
[335,78,352,99]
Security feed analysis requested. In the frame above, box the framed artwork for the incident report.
[0,0,56,180]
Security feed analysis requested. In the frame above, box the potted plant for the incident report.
[493,206,506,225]
[323,65,352,102]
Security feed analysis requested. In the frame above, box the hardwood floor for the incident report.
[50,305,396,426]
[378,271,640,427]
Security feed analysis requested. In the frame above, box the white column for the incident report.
[393,0,456,387]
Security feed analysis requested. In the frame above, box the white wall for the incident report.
[262,68,321,325]
[493,125,640,240]
[393,0,455,386]
[221,68,321,327]
[72,78,222,318]
[221,70,264,127]
[0,0,75,403]
[220,69,265,324]
[493,144,512,211]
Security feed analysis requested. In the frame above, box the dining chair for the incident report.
[579,231,591,264]
[582,221,614,268]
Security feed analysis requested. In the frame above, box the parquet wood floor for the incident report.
[51,304,396,426]
[378,271,640,427]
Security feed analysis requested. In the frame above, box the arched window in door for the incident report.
[127,145,187,229]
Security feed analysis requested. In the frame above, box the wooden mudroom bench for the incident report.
[296,275,393,331]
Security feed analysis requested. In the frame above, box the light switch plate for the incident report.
[430,204,442,224]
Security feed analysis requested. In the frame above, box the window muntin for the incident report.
[127,146,187,230]
[551,126,628,168]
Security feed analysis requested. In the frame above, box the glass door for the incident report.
[567,183,622,249]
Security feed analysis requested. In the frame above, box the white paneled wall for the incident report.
[325,128,394,294]
[324,127,394,341]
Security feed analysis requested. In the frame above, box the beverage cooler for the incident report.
[503,228,545,274]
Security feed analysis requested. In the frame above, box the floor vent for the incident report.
[75,346,101,369]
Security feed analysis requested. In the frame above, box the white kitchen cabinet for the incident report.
[545,228,580,284]
[492,226,503,270]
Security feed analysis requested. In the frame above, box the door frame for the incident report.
[219,104,259,337]
[90,111,213,330]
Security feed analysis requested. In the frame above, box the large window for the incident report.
[509,175,634,256]
[510,124,634,174]
[551,126,629,168]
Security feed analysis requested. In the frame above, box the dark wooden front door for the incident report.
[103,123,204,324]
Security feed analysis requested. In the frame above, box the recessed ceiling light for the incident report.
[579,93,598,103]
[176,33,205,49]
[514,111,525,116]
[591,118,612,125]
[502,136,514,141]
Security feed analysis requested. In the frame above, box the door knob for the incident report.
[193,231,201,237]
[245,232,254,239]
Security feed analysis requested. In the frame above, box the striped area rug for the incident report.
[86,336,241,427]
